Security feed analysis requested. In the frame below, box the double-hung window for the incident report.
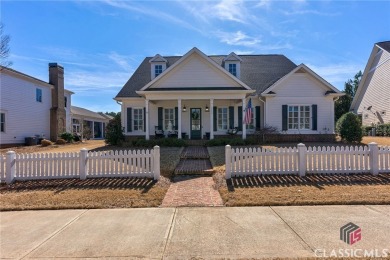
[155,65,163,77]
[288,105,310,130]
[217,107,228,130]
[0,113,5,132]
[164,108,175,130]
[228,64,237,76]
[36,88,42,102]
[133,108,144,131]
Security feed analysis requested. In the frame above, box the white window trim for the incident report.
[163,108,175,131]
[132,107,144,132]
[0,110,7,133]
[287,105,311,131]
[217,107,229,131]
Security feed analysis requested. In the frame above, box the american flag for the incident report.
[244,98,252,125]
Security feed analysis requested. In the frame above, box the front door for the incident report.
[190,108,201,140]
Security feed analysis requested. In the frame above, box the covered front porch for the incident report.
[123,90,262,140]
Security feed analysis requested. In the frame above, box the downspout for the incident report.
[258,97,266,127]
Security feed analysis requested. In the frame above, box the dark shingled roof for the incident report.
[116,54,297,98]
[377,41,390,53]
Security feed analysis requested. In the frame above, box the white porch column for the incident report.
[92,121,95,139]
[178,99,182,139]
[145,99,150,140]
[210,99,214,140]
[242,98,247,139]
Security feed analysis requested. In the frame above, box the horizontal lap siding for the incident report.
[0,74,51,144]
[150,53,240,89]
[266,73,334,133]
[357,50,390,125]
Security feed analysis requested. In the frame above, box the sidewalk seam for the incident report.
[19,209,89,260]
[270,206,314,253]
[161,208,177,259]
[364,205,390,216]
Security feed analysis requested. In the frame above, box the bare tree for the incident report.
[0,23,12,68]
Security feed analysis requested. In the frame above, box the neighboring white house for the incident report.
[71,106,109,139]
[0,64,108,147]
[115,47,343,140]
[350,41,390,125]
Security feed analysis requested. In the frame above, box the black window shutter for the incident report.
[174,107,178,130]
[282,105,288,131]
[238,106,242,131]
[127,107,132,132]
[255,106,261,129]
[143,107,146,132]
[158,107,163,130]
[229,106,234,129]
[312,104,318,130]
[213,106,217,131]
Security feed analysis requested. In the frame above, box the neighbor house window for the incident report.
[72,119,80,133]
[36,88,42,102]
[288,105,310,130]
[133,108,144,131]
[228,64,237,76]
[164,108,175,130]
[0,113,5,132]
[64,97,67,107]
[217,107,228,130]
[155,65,163,77]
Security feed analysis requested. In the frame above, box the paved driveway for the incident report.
[1,206,389,259]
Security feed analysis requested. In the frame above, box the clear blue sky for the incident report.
[2,0,389,113]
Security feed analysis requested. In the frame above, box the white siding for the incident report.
[64,92,72,132]
[0,73,52,144]
[355,50,390,125]
[149,53,240,89]
[265,73,335,134]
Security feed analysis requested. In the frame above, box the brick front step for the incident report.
[174,159,214,175]
[180,146,210,159]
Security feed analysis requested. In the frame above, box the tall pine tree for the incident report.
[335,71,362,122]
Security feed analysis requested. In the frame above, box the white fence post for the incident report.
[79,148,88,180]
[369,142,379,175]
[225,145,232,179]
[153,145,160,180]
[298,143,306,177]
[6,151,15,184]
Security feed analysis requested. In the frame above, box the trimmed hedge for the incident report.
[336,112,362,142]
[122,138,187,148]
[376,124,390,136]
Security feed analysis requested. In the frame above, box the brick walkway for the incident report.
[161,176,223,207]
[161,146,223,207]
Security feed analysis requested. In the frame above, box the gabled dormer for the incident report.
[223,52,242,78]
[149,54,168,80]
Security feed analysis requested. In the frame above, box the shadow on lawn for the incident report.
[0,177,156,194]
[226,173,390,192]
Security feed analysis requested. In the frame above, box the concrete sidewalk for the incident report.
[1,206,389,259]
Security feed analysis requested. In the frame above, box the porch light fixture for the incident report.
[205,105,209,112]
[182,105,187,112]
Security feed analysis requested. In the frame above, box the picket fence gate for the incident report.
[226,142,390,178]
[0,146,160,184]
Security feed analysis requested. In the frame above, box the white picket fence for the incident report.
[226,142,390,178]
[0,146,160,184]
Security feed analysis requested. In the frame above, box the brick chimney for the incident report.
[49,63,66,141]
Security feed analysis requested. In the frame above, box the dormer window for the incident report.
[224,52,242,79]
[149,54,168,80]
[228,64,237,76]
[155,65,163,77]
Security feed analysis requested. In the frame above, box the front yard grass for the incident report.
[208,140,390,207]
[0,147,183,211]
